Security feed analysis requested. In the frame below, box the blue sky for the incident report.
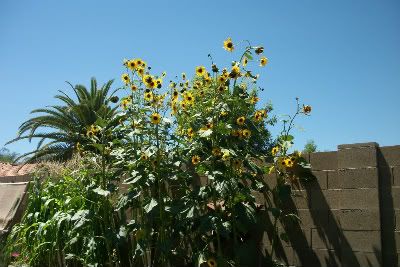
[1,0,399,155]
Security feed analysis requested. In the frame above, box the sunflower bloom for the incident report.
[183,92,195,105]
[236,116,245,126]
[127,60,137,70]
[242,57,248,67]
[192,155,201,165]
[212,147,222,156]
[150,113,161,124]
[229,65,241,79]
[242,129,251,138]
[131,84,138,91]
[260,56,268,67]
[272,146,280,156]
[121,73,130,84]
[195,66,206,77]
[223,37,234,52]
[187,127,194,138]
[144,91,153,101]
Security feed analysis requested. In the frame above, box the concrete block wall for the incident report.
[260,143,399,267]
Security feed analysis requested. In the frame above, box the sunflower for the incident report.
[121,73,130,84]
[183,92,194,105]
[212,147,222,156]
[255,46,264,54]
[121,99,130,110]
[303,105,312,114]
[217,75,227,84]
[182,72,186,80]
[242,129,251,138]
[192,155,201,165]
[198,90,205,97]
[217,85,226,93]
[127,60,136,70]
[284,158,294,168]
[272,146,280,156]
[156,78,163,89]
[180,101,187,110]
[242,57,248,67]
[254,111,263,122]
[206,122,213,129]
[231,130,241,137]
[141,154,148,161]
[172,90,179,102]
[143,75,156,89]
[137,67,145,77]
[150,113,161,124]
[171,103,178,115]
[260,56,268,67]
[229,65,241,79]
[233,159,243,170]
[223,37,234,52]
[134,58,143,66]
[250,96,259,104]
[236,116,245,125]
[187,127,194,138]
[144,91,153,101]
[222,151,230,161]
[196,66,206,77]
[131,84,138,91]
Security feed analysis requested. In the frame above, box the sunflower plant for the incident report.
[5,38,313,267]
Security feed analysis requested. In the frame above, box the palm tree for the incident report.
[7,77,119,162]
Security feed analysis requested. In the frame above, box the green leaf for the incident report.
[244,52,253,60]
[93,187,110,197]
[144,198,158,213]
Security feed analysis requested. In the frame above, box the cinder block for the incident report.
[291,190,310,209]
[396,209,400,231]
[297,209,329,228]
[311,228,338,249]
[327,171,340,189]
[394,166,400,186]
[293,248,340,267]
[342,250,382,267]
[339,209,381,230]
[338,145,378,169]
[298,171,327,190]
[310,189,341,210]
[396,231,400,252]
[380,145,400,166]
[338,142,379,149]
[338,168,379,189]
[382,187,400,209]
[309,151,338,171]
[340,188,379,209]
[342,230,381,252]
[281,226,312,249]
[263,173,277,189]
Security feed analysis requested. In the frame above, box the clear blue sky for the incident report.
[1,0,399,155]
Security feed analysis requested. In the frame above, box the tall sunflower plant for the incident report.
[105,38,314,266]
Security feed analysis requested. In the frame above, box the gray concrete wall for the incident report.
[261,142,399,267]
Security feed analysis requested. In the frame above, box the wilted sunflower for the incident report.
[121,73,130,84]
[236,116,245,125]
[303,105,312,114]
[182,72,186,80]
[150,113,161,124]
[156,78,163,89]
[223,37,234,52]
[260,56,268,67]
[255,46,264,54]
[196,66,206,77]
[212,147,222,156]
[192,155,201,165]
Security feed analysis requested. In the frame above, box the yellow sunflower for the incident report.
[260,56,268,67]
[223,37,234,52]
[242,57,248,67]
[127,60,136,70]
[143,75,156,89]
[242,129,251,138]
[192,155,201,165]
[131,84,138,91]
[187,127,194,138]
[150,113,161,124]
[121,73,130,84]
[144,91,153,101]
[183,92,195,105]
[236,116,245,125]
[195,66,206,77]
[272,146,280,156]
[137,67,145,77]
[229,65,241,79]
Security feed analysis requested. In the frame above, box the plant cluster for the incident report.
[4,39,313,267]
